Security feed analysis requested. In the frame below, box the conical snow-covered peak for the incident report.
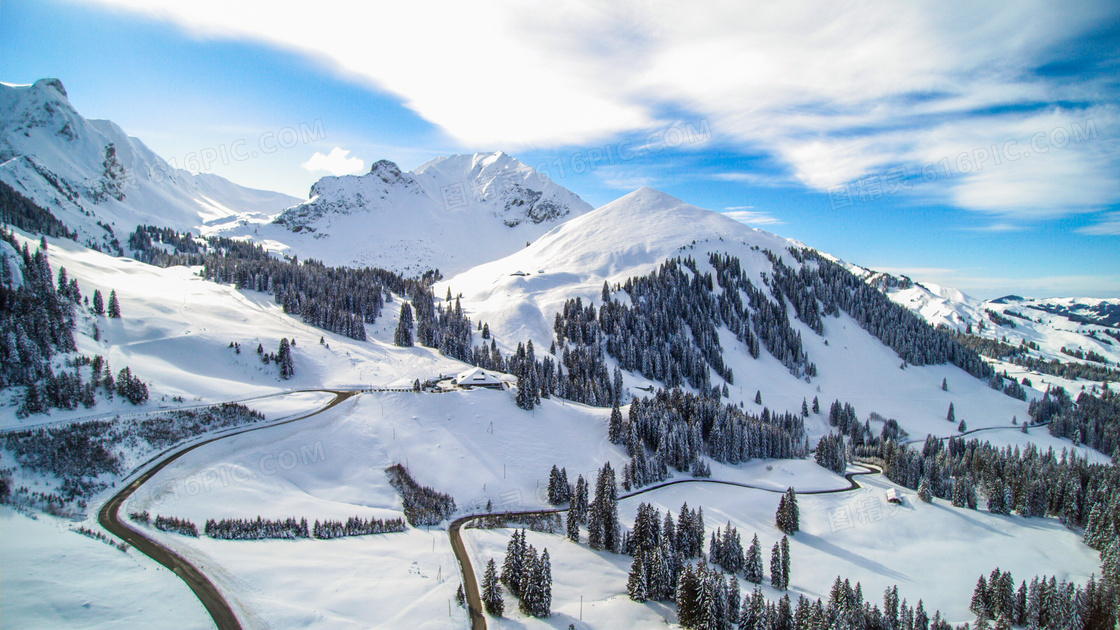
[602,186,692,213]
[451,185,798,291]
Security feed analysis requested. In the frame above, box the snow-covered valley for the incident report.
[2,77,1118,630]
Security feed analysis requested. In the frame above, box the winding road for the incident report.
[98,389,358,630]
[95,390,886,630]
[449,463,884,630]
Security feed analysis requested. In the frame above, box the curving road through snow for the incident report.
[98,389,359,630]
[449,463,884,630]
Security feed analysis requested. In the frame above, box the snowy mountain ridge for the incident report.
[222,150,594,275]
[853,267,1120,373]
[0,78,299,252]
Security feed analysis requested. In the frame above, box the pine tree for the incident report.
[676,564,699,627]
[394,303,414,347]
[588,463,619,552]
[535,548,552,617]
[628,555,648,602]
[519,544,538,616]
[745,533,764,583]
[942,378,948,391]
[780,535,790,590]
[918,478,933,503]
[516,370,535,410]
[609,402,624,444]
[755,390,763,405]
[812,396,820,414]
[107,290,121,318]
[278,338,294,379]
[771,541,784,589]
[947,402,955,423]
[572,475,589,524]
[776,487,800,534]
[566,509,580,542]
[548,465,571,504]
[958,420,967,432]
[92,289,105,315]
[501,530,524,596]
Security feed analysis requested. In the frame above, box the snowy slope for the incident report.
[0,228,468,429]
[0,79,299,251]
[445,187,800,346]
[0,509,211,630]
[213,151,593,275]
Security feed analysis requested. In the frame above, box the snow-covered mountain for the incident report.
[442,187,1040,432]
[0,78,299,252]
[218,151,593,275]
[447,186,799,345]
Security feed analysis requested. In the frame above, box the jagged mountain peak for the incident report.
[256,151,593,274]
[33,77,68,98]
[0,78,299,252]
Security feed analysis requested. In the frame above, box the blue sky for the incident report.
[3,0,1119,299]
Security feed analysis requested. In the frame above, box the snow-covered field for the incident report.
[0,508,212,629]
[462,468,1100,628]
[0,228,466,429]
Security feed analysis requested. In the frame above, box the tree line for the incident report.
[2,403,264,512]
[200,515,407,540]
[385,463,457,526]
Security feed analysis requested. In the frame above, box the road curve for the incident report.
[98,389,358,630]
[449,463,883,629]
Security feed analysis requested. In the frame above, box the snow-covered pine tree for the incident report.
[566,509,580,542]
[627,555,648,602]
[108,290,121,318]
[588,462,619,552]
[535,548,552,617]
[278,338,294,379]
[770,541,784,589]
[918,477,933,503]
[394,303,414,347]
[609,402,624,444]
[745,533,764,583]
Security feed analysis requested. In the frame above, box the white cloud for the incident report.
[85,0,1120,218]
[1078,212,1120,236]
[956,222,1025,233]
[721,210,783,226]
[301,147,365,176]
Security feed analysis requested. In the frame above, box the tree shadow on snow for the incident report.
[794,532,911,583]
